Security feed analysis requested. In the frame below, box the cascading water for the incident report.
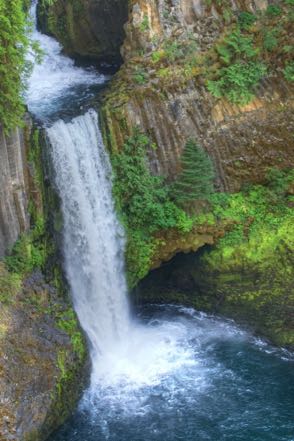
[26,2,294,440]
[46,111,130,364]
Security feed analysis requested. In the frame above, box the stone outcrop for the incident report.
[0,122,31,257]
[0,268,87,441]
[101,0,294,192]
[37,0,129,64]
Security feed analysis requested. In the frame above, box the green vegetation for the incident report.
[207,61,267,105]
[283,61,294,81]
[172,140,215,206]
[56,309,85,360]
[140,14,149,32]
[111,131,194,286]
[4,216,47,275]
[207,27,267,104]
[0,263,21,303]
[122,0,293,106]
[0,0,40,131]
[204,168,294,269]
[238,11,256,30]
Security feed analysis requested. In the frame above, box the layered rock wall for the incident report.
[102,0,294,191]
[0,123,30,257]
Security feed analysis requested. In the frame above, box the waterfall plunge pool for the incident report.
[49,305,294,441]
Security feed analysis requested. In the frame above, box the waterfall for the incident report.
[47,110,130,364]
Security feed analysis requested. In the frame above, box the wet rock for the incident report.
[0,270,87,441]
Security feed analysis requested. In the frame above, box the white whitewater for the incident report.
[47,111,130,363]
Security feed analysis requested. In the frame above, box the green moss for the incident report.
[0,263,21,304]
[56,309,86,360]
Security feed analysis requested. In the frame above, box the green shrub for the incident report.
[163,41,184,61]
[263,29,279,51]
[133,69,147,85]
[216,28,259,65]
[203,169,294,271]
[238,11,257,30]
[5,216,46,275]
[283,61,294,81]
[111,130,193,286]
[140,14,149,32]
[266,4,282,16]
[207,61,267,105]
[0,263,21,303]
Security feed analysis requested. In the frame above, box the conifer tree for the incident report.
[172,139,215,205]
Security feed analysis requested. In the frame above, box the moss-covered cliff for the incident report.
[0,126,88,441]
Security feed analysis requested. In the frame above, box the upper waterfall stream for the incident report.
[26,2,294,440]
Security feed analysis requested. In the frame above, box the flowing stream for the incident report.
[26,2,294,440]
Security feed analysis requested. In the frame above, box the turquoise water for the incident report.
[50,305,294,441]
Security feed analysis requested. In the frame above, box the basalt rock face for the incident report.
[101,0,294,192]
[0,269,87,441]
[0,123,30,257]
[37,0,129,64]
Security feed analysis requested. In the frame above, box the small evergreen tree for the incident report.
[172,139,215,205]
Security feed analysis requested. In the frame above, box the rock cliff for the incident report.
[0,123,30,257]
[101,0,294,191]
[37,0,129,63]
[0,126,88,440]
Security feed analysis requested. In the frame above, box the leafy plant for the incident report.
[207,61,267,105]
[112,130,186,233]
[238,11,257,30]
[133,68,147,85]
[140,14,149,32]
[263,29,279,52]
[163,40,184,62]
[216,28,259,65]
[5,216,46,275]
[111,130,192,286]
[266,4,282,16]
[283,61,294,81]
